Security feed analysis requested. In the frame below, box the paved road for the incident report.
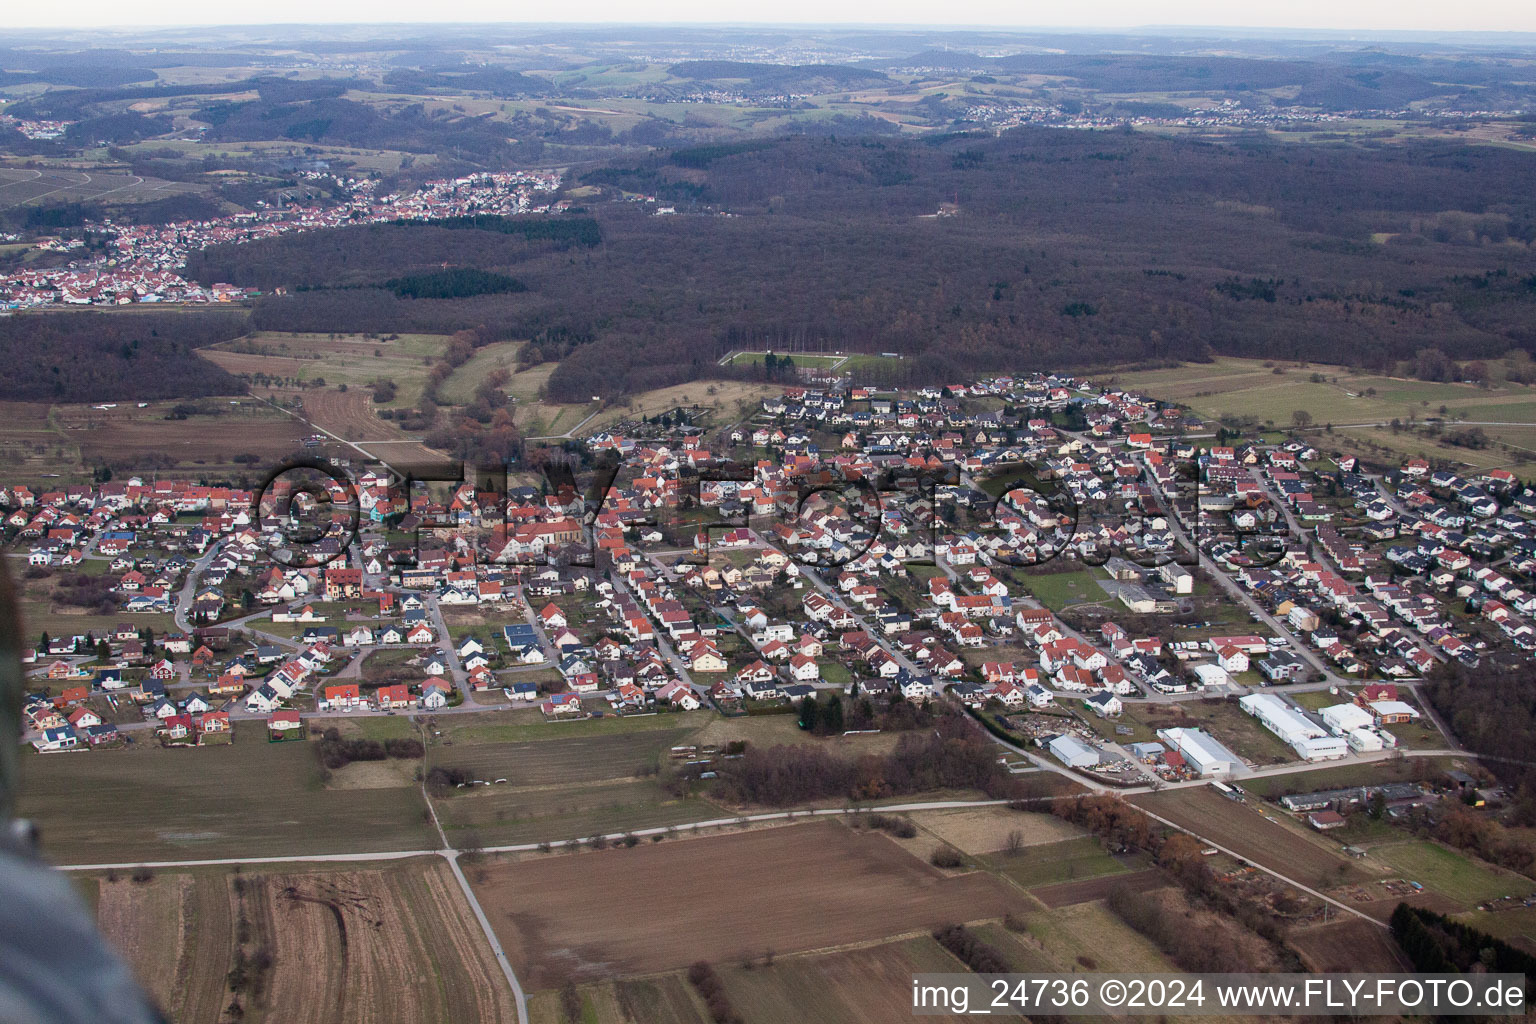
[173,542,225,633]
[413,718,528,1024]
[1143,467,1337,682]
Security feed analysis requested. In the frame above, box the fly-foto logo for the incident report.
[248,435,1301,580]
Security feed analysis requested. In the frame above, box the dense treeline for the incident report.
[1390,904,1536,975]
[381,66,552,98]
[0,311,246,402]
[1106,886,1278,974]
[186,220,588,291]
[382,268,526,299]
[400,215,602,247]
[931,924,1010,973]
[711,709,1025,805]
[316,728,424,770]
[1422,659,1536,794]
[180,130,1536,402]
[685,962,741,1024]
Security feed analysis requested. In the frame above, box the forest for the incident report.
[184,129,1536,402]
[0,312,246,402]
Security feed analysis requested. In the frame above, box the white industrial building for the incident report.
[1322,702,1392,753]
[1320,702,1374,734]
[1192,663,1232,690]
[1239,693,1348,761]
[1156,727,1241,776]
[1346,729,1384,753]
[1048,734,1101,768]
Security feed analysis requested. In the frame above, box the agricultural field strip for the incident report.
[52,797,1024,870]
[58,789,1391,938]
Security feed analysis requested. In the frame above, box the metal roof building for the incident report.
[1156,727,1240,776]
[1047,734,1101,768]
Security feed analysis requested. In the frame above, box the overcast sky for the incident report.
[9,1,1535,33]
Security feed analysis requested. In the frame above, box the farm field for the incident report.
[111,138,430,173]
[527,974,708,1024]
[1109,357,1536,426]
[471,820,1028,988]
[1458,907,1536,953]
[686,710,908,757]
[0,401,81,480]
[19,721,434,863]
[432,776,719,849]
[295,389,442,464]
[94,858,517,1024]
[420,712,721,847]
[16,564,178,639]
[1108,356,1536,471]
[907,806,1084,856]
[994,898,1179,974]
[714,935,970,1024]
[1287,917,1411,972]
[582,380,780,433]
[1132,786,1372,889]
[65,401,304,473]
[527,935,970,1024]
[1331,423,1535,474]
[1028,867,1167,908]
[437,340,526,403]
[434,726,694,788]
[0,397,303,480]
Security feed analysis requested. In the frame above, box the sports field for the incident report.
[0,166,208,210]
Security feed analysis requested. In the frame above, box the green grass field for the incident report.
[1371,840,1533,907]
[1243,757,1455,799]
[204,332,448,407]
[726,351,844,368]
[992,835,1134,888]
[432,777,720,848]
[1013,567,1109,612]
[1108,356,1536,473]
[437,340,527,403]
[18,721,434,864]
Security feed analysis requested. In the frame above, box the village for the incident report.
[9,366,1532,850]
[0,168,564,309]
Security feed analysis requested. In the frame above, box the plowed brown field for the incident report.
[96,859,516,1024]
[473,820,1028,988]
